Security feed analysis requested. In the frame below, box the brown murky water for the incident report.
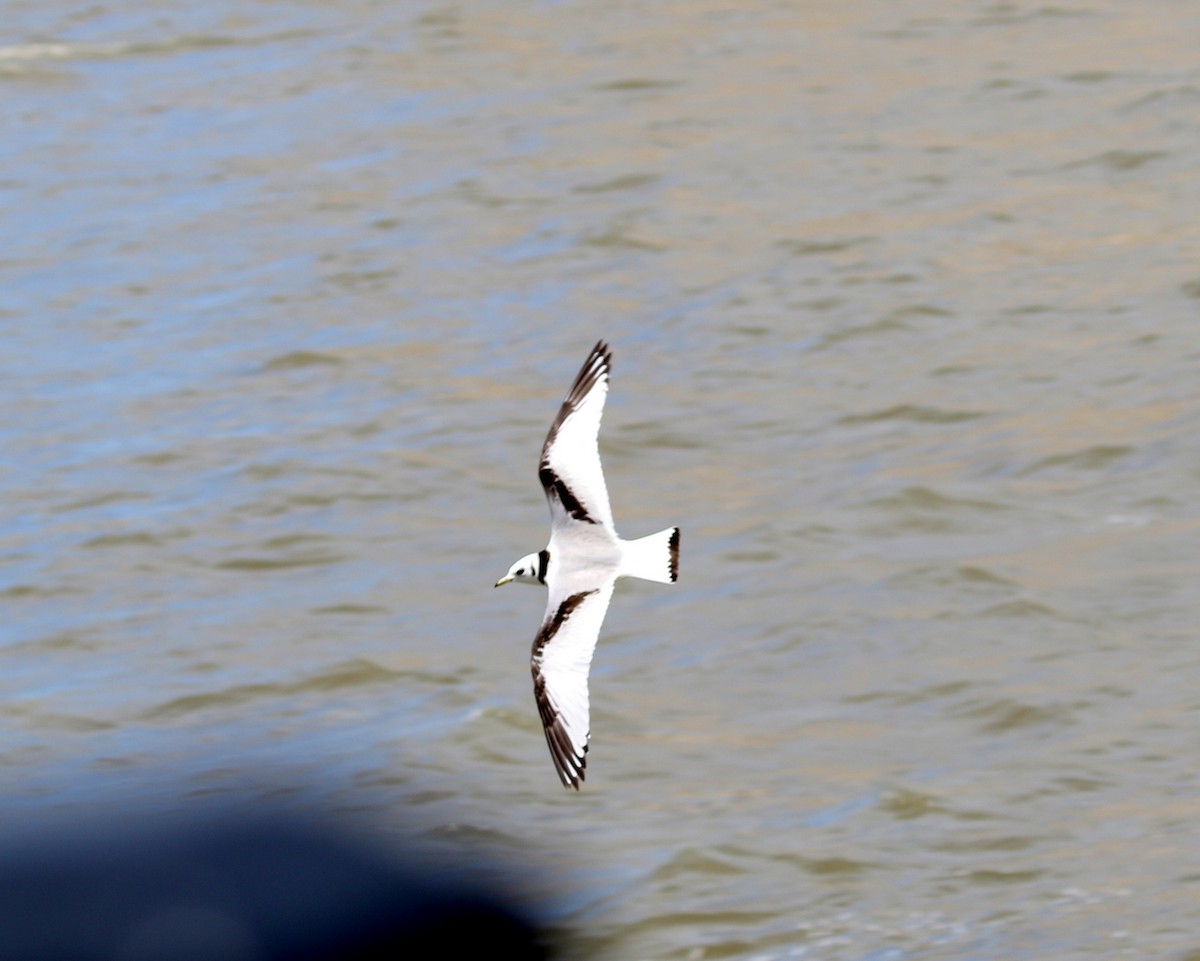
[3,2,1200,958]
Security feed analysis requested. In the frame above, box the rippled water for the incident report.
[4,1,1200,958]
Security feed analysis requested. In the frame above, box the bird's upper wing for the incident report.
[539,341,615,534]
[530,573,617,790]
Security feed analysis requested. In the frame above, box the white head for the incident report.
[495,550,548,587]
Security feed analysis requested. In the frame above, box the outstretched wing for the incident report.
[539,341,615,533]
[530,576,617,790]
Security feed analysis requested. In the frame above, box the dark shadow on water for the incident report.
[0,797,560,961]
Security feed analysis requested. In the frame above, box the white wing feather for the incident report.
[539,341,615,534]
[530,576,616,789]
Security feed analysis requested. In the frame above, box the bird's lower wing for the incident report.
[530,577,617,790]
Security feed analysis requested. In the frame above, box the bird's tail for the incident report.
[620,527,680,584]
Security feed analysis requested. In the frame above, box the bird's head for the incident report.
[495,551,545,587]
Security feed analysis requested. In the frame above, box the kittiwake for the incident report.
[495,341,680,790]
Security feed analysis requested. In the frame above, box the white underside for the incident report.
[547,524,674,585]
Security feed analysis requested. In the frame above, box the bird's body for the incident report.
[496,341,679,790]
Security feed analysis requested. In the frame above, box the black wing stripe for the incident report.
[538,465,598,524]
[531,588,596,658]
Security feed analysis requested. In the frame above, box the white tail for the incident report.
[619,527,680,584]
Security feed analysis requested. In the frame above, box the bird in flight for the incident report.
[496,341,679,790]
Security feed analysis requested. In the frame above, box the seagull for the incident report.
[495,341,679,790]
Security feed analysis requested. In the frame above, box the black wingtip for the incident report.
[564,750,587,791]
[669,527,680,583]
[548,342,612,436]
[588,340,612,378]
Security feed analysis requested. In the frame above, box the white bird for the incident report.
[496,341,679,790]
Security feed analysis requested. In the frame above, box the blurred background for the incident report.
[3,1,1199,959]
